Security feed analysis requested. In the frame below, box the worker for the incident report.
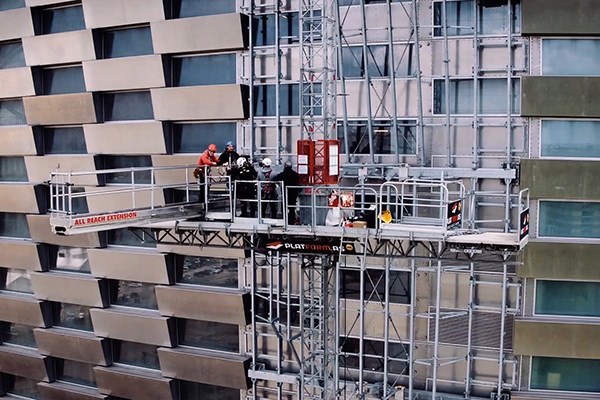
[218,141,240,168]
[194,144,219,202]
[272,161,300,224]
[232,157,258,218]
[257,158,277,218]
[197,143,219,167]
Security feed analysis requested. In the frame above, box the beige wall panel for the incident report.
[342,301,410,338]
[83,0,164,28]
[155,242,245,259]
[150,155,198,186]
[88,248,171,284]
[0,346,52,382]
[83,121,166,155]
[152,13,245,54]
[0,293,50,327]
[25,155,99,185]
[31,272,107,307]
[158,347,251,390]
[84,187,166,214]
[151,85,247,121]
[23,93,98,126]
[0,240,44,271]
[23,30,95,66]
[0,68,35,99]
[155,286,250,325]
[0,8,34,41]
[0,184,40,213]
[27,215,102,248]
[90,308,174,346]
[0,126,37,156]
[82,55,165,92]
[34,328,110,366]
[38,382,108,400]
[94,366,176,400]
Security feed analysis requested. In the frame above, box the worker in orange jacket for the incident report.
[198,143,219,167]
[194,144,219,203]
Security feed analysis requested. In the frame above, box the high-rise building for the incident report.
[0,1,597,399]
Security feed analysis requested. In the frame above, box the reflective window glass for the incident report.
[102,26,153,59]
[341,269,410,304]
[43,126,87,154]
[104,156,152,184]
[0,157,28,182]
[531,356,600,392]
[53,247,90,273]
[39,66,86,95]
[0,99,26,126]
[173,123,236,153]
[0,0,25,11]
[254,84,299,116]
[180,380,240,400]
[0,41,25,69]
[539,201,600,239]
[176,255,238,288]
[434,78,520,114]
[107,228,156,248]
[170,0,236,19]
[177,319,239,352]
[0,322,36,347]
[541,120,600,158]
[340,337,408,374]
[38,5,85,35]
[0,268,32,293]
[543,39,600,76]
[0,213,30,238]
[2,374,40,399]
[56,359,96,387]
[253,12,299,46]
[103,91,154,121]
[52,303,94,331]
[172,54,236,86]
[434,0,520,36]
[113,340,160,369]
[341,44,413,79]
[338,120,416,155]
[110,280,158,310]
[536,280,600,317]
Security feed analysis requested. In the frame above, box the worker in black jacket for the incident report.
[232,157,258,217]
[272,161,300,224]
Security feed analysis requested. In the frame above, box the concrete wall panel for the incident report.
[83,121,166,155]
[23,30,95,66]
[522,77,600,118]
[0,184,42,213]
[82,55,165,92]
[23,93,98,126]
[82,0,164,28]
[24,155,99,185]
[0,346,52,382]
[31,272,108,307]
[520,242,600,280]
[521,159,600,200]
[27,215,103,248]
[0,241,45,271]
[0,126,38,156]
[38,382,108,400]
[88,248,173,284]
[34,328,110,366]
[0,68,35,99]
[0,8,34,41]
[94,366,176,400]
[522,0,600,36]
[0,293,50,327]
[90,308,174,347]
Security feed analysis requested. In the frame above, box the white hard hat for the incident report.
[237,157,246,167]
[262,157,272,166]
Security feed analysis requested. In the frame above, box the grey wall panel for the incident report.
[151,85,248,121]
[25,155,99,185]
[0,126,38,156]
[521,77,600,118]
[522,0,600,36]
[150,155,198,186]
[520,242,600,280]
[0,293,51,327]
[0,346,53,382]
[158,347,250,390]
[23,30,95,66]
[0,68,35,99]
[90,308,174,347]
[31,272,108,307]
[94,366,176,400]
[38,382,108,400]
[0,241,44,271]
[82,0,164,28]
[83,121,167,155]
[155,286,250,325]
[151,13,246,54]
[0,8,34,41]
[27,215,103,248]
[521,159,600,200]
[514,319,600,359]
[88,248,173,284]
[83,186,166,214]
[23,93,98,126]
[0,184,42,213]
[82,55,165,92]
[34,328,110,366]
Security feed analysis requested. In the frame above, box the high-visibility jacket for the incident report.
[197,150,219,166]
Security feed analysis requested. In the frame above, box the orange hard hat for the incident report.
[208,144,217,152]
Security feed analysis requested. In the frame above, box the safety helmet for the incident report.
[225,141,235,147]
[236,157,246,167]
[262,157,272,167]
[208,144,217,152]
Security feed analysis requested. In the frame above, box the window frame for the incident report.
[102,90,154,122]
[35,2,86,36]
[0,40,26,70]
[536,199,600,243]
[528,355,600,393]
[533,278,600,320]
[99,24,154,59]
[538,118,600,160]
[541,37,600,77]
[337,119,418,156]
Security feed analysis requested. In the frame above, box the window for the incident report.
[34,4,85,35]
[0,268,32,293]
[36,66,86,95]
[543,39,600,76]
[176,255,238,288]
[52,302,94,331]
[52,246,90,273]
[43,127,87,154]
[112,340,160,369]
[103,91,154,122]
[110,280,158,310]
[0,157,28,182]
[340,337,408,374]
[433,0,521,36]
[0,99,26,125]
[253,12,299,46]
[1,374,40,399]
[341,269,410,304]
[177,319,239,352]
[0,322,36,348]
[531,356,600,392]
[173,123,236,153]
[433,78,520,114]
[536,280,600,318]
[341,44,414,78]
[180,380,240,400]
[104,156,152,184]
[338,120,416,155]
[541,120,600,158]
[100,26,153,59]
[0,41,25,69]
[339,0,402,4]
[168,0,236,19]
[107,228,156,248]
[55,359,96,387]
[0,0,25,11]
[0,213,30,238]
[539,201,600,239]
[254,84,299,116]
[171,54,236,87]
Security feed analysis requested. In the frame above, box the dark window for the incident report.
[112,340,160,369]
[341,269,410,304]
[104,155,152,184]
[43,126,86,154]
[340,337,408,375]
[0,213,30,238]
[536,280,600,318]
[101,26,153,59]
[531,356,600,392]
[103,91,154,121]
[36,4,86,35]
[253,84,299,116]
[338,120,416,155]
[180,380,240,400]
[254,296,300,327]
[252,12,299,46]
[37,66,86,95]
[173,123,236,153]
[0,99,26,125]
[0,157,28,182]
[433,0,521,36]
[539,201,600,239]
[176,255,238,288]
[2,374,40,399]
[177,319,239,352]
[168,0,236,19]
[433,78,520,114]
[0,0,25,11]
[0,268,32,293]
[341,44,414,78]
[55,359,96,387]
[171,54,236,86]
[52,302,93,331]
[110,280,158,310]
[52,246,90,273]
[107,228,156,248]
[0,322,36,348]
[0,41,25,69]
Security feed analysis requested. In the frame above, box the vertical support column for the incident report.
[464,261,475,398]
[248,0,256,161]
[497,261,508,398]
[358,0,375,164]
[441,0,452,167]
[385,0,400,164]
[408,251,417,400]
[411,0,425,166]
[249,234,258,400]
[335,1,351,160]
[432,244,443,399]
